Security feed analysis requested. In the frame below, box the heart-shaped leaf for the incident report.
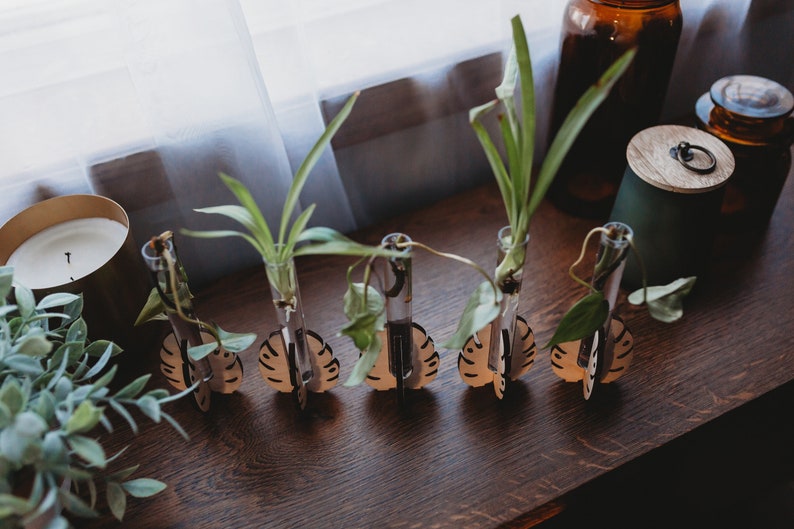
[545,291,609,349]
[628,276,696,323]
[439,281,502,350]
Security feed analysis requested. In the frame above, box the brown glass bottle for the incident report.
[547,0,682,219]
[695,75,794,231]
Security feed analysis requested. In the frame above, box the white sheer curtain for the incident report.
[0,0,790,284]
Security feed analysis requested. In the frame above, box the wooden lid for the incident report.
[626,125,735,194]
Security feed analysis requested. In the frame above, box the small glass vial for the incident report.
[547,0,683,219]
[695,75,794,230]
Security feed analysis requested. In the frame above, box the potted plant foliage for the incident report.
[0,266,190,527]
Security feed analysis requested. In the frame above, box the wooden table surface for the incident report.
[86,174,794,529]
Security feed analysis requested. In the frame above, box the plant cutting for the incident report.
[446,14,636,397]
[339,234,499,390]
[0,266,190,527]
[180,92,403,408]
[135,231,256,412]
[339,16,635,398]
[547,223,696,398]
[547,225,697,351]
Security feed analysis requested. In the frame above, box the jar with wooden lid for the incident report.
[695,75,794,230]
[547,0,683,219]
[609,125,735,290]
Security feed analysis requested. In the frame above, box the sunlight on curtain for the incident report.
[0,0,788,283]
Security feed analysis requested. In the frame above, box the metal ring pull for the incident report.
[669,141,717,174]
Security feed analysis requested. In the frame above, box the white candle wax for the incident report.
[7,217,128,289]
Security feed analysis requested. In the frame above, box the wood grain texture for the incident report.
[80,172,794,529]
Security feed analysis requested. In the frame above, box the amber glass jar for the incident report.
[695,75,794,231]
[547,0,682,219]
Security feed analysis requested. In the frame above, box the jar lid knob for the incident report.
[669,141,716,174]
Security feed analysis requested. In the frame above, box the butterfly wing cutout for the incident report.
[550,315,634,387]
[458,315,536,398]
[160,332,212,412]
[259,329,340,396]
[365,323,438,390]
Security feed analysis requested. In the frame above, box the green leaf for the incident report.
[106,481,126,521]
[338,282,385,352]
[0,492,33,516]
[512,15,536,201]
[216,172,275,257]
[0,378,25,415]
[13,411,47,437]
[35,292,80,311]
[33,390,57,423]
[296,227,405,259]
[3,355,43,376]
[68,435,107,468]
[82,342,115,379]
[0,266,13,298]
[439,281,503,350]
[342,346,381,387]
[62,295,84,324]
[528,47,636,218]
[282,203,316,259]
[628,276,697,323]
[113,375,151,400]
[545,291,609,349]
[58,489,98,519]
[160,411,190,441]
[83,340,122,358]
[122,478,167,498]
[187,342,217,361]
[216,325,257,353]
[180,228,266,259]
[15,333,52,357]
[279,92,359,246]
[108,400,138,434]
[190,203,269,257]
[107,465,140,482]
[14,284,35,318]
[65,400,103,434]
[136,396,161,423]
[134,288,167,326]
[470,103,514,228]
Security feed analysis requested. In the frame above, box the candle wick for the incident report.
[65,251,72,264]
[70,276,74,281]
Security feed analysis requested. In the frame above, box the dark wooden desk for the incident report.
[87,174,794,528]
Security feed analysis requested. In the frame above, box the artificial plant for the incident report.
[0,266,190,527]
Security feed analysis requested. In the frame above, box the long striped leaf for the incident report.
[528,47,636,218]
[279,92,359,245]
[512,15,535,208]
[217,173,275,257]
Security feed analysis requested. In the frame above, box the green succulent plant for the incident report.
[0,266,190,528]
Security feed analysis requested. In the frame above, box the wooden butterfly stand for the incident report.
[361,234,440,406]
[259,327,339,410]
[457,315,536,398]
[257,257,340,410]
[142,235,244,413]
[550,223,635,400]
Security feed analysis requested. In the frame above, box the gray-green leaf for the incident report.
[122,478,167,498]
[107,481,126,521]
[629,276,696,323]
[68,435,106,468]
